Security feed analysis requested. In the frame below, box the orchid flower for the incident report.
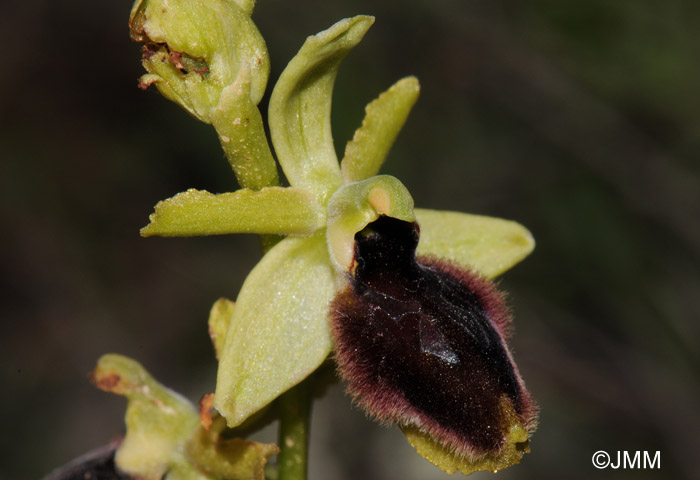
[100,0,538,477]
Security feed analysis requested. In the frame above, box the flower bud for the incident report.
[129,0,269,122]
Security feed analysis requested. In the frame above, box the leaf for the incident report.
[268,16,374,204]
[414,209,535,279]
[141,187,325,237]
[214,233,336,426]
[341,76,420,183]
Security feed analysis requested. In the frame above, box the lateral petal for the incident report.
[141,187,325,237]
[341,76,420,183]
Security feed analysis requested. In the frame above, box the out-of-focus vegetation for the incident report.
[2,1,698,479]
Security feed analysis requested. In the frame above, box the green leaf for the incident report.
[141,187,325,237]
[341,77,420,183]
[414,209,535,279]
[214,233,335,426]
[211,65,280,190]
[268,16,374,204]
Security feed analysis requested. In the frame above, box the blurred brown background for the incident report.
[2,1,699,479]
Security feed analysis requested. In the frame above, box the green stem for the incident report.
[277,377,313,480]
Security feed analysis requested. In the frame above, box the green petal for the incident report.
[214,233,336,426]
[326,175,415,271]
[268,16,374,204]
[414,208,535,279]
[341,77,420,183]
[141,187,325,237]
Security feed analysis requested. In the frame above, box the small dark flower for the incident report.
[332,216,537,468]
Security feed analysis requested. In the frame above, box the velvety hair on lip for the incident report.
[331,216,537,460]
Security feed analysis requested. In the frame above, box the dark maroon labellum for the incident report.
[331,216,536,458]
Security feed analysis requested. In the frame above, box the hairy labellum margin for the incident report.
[331,216,537,461]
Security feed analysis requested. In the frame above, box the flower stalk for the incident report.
[277,378,313,480]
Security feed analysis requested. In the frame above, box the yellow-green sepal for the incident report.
[141,187,325,237]
[414,209,535,279]
[214,232,335,427]
[341,77,420,183]
[268,16,374,204]
[93,354,201,480]
[94,354,279,480]
[326,175,415,272]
